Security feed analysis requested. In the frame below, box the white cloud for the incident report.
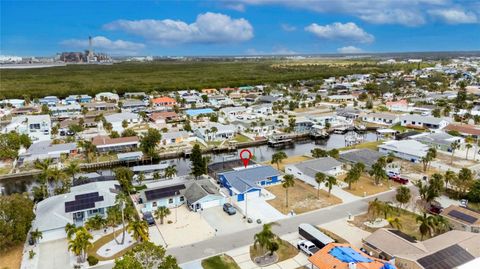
[224,3,246,12]
[235,0,457,26]
[337,46,364,54]
[281,23,296,32]
[104,12,254,44]
[305,22,374,43]
[428,9,478,24]
[61,36,145,54]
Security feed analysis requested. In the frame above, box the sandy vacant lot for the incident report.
[266,179,341,214]
[263,155,312,172]
[339,173,400,197]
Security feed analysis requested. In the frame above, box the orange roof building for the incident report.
[151,97,176,106]
[309,243,396,269]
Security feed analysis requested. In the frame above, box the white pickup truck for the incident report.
[297,240,320,256]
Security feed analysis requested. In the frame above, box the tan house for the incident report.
[363,229,480,269]
[440,205,480,233]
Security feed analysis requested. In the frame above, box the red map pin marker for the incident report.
[239,149,253,168]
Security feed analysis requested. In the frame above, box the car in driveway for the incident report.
[297,240,319,256]
[223,203,236,215]
[389,175,409,185]
[143,211,156,226]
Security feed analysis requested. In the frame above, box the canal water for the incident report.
[0,132,378,195]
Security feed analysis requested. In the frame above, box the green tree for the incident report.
[30,228,43,245]
[344,163,365,190]
[190,144,206,179]
[311,148,328,158]
[0,194,35,251]
[65,161,80,182]
[282,174,295,207]
[395,186,411,210]
[328,149,340,159]
[106,206,122,244]
[122,120,129,129]
[315,172,326,199]
[450,141,460,164]
[465,143,472,160]
[154,206,171,225]
[367,198,383,221]
[253,223,279,256]
[271,151,287,170]
[324,176,337,197]
[68,227,93,263]
[127,220,149,242]
[140,128,162,159]
[453,168,474,196]
[444,170,457,190]
[387,217,402,230]
[114,167,134,194]
[65,223,77,240]
[78,140,96,162]
[113,241,179,269]
[164,165,177,179]
[416,213,435,240]
[369,160,388,186]
[85,215,107,231]
[122,128,137,137]
[421,148,437,172]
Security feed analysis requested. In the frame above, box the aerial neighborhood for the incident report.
[1,56,480,269]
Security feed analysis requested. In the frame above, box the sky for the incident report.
[1,0,479,56]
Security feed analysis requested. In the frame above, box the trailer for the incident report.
[298,223,334,249]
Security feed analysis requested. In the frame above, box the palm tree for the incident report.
[344,163,364,190]
[369,161,388,186]
[164,165,177,179]
[368,198,383,221]
[271,151,287,170]
[65,223,77,240]
[387,217,402,230]
[450,141,460,164]
[210,126,218,140]
[85,215,106,231]
[106,206,122,244]
[68,227,93,263]
[115,192,129,245]
[432,215,449,235]
[444,170,457,190]
[253,223,279,256]
[137,172,145,185]
[315,172,326,199]
[416,213,435,240]
[465,143,472,160]
[34,158,53,197]
[65,161,80,182]
[78,140,96,162]
[324,176,337,197]
[127,220,149,242]
[30,228,43,245]
[282,175,295,207]
[154,206,171,224]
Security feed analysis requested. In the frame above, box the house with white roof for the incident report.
[285,157,344,187]
[95,92,119,102]
[361,113,400,126]
[3,114,51,142]
[104,112,140,132]
[411,132,464,152]
[400,115,450,130]
[32,180,119,242]
[378,140,429,163]
[194,123,236,141]
[386,99,410,112]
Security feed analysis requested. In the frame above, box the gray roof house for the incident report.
[339,149,386,169]
[19,140,77,164]
[411,132,464,151]
[285,157,343,187]
[33,181,119,242]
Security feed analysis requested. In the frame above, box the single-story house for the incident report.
[363,229,480,269]
[219,165,281,202]
[149,111,180,124]
[444,124,480,139]
[121,99,147,110]
[339,149,386,169]
[161,131,190,145]
[104,112,141,132]
[84,102,117,111]
[440,205,480,233]
[194,123,236,141]
[185,179,226,212]
[285,157,343,187]
[309,243,396,269]
[400,115,450,130]
[95,92,119,102]
[18,140,78,164]
[361,113,401,126]
[386,99,410,112]
[49,104,82,117]
[152,97,177,107]
[3,114,52,142]
[39,96,60,107]
[378,140,429,163]
[32,181,119,242]
[411,132,464,152]
[92,135,139,153]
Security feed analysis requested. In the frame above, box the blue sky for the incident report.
[1,0,479,56]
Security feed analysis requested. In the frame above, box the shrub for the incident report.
[87,255,99,266]
[29,250,36,259]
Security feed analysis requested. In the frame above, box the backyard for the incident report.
[202,254,240,269]
[266,179,342,214]
[339,140,384,152]
[338,173,401,197]
[263,155,312,172]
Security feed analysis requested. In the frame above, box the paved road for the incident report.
[167,188,402,264]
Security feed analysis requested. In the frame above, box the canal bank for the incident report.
[0,132,378,195]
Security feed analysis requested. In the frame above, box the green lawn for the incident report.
[202,254,240,269]
[340,140,383,151]
[232,134,252,143]
[391,124,409,132]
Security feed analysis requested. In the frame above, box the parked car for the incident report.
[428,201,443,214]
[142,211,155,226]
[389,175,409,185]
[297,240,319,256]
[460,199,468,208]
[223,203,236,215]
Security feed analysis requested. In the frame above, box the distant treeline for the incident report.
[0,60,426,99]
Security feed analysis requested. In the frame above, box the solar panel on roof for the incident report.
[65,192,104,213]
[418,244,474,269]
[145,184,186,201]
[75,192,99,200]
[448,210,478,224]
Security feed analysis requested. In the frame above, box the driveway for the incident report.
[235,198,286,223]
[320,218,371,248]
[37,239,70,269]
[201,206,257,235]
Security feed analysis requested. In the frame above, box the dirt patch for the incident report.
[0,244,23,269]
[266,179,341,214]
[263,155,312,172]
[339,173,400,197]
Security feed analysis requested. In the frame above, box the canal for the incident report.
[0,132,378,195]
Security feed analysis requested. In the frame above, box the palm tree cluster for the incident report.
[416,213,449,240]
[253,223,280,256]
[66,225,93,263]
[421,148,437,172]
[344,162,365,190]
[314,172,337,197]
[415,173,444,208]
[369,157,388,186]
[32,158,74,201]
[282,175,295,207]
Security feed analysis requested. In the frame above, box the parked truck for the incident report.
[298,223,334,249]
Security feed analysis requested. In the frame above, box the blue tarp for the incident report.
[329,246,372,263]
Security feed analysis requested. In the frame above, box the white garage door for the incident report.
[40,228,67,242]
[201,199,222,209]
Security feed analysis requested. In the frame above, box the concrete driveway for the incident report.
[235,198,286,224]
[37,239,70,269]
[320,218,371,248]
[201,206,257,235]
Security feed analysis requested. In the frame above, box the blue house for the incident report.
[39,96,59,107]
[219,166,281,202]
[185,108,215,117]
